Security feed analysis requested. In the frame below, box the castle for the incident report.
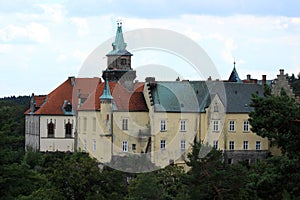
[25,23,299,170]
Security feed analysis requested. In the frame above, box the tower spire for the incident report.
[228,60,242,82]
[100,80,113,101]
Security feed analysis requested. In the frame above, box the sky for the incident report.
[0,0,300,97]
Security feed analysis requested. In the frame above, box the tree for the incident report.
[249,86,300,157]
[127,172,163,200]
[185,142,251,199]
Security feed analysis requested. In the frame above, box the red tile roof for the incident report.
[25,77,100,115]
[78,82,148,112]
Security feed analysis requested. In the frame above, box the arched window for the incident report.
[48,120,55,138]
[65,121,72,138]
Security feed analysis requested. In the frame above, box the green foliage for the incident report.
[127,172,163,200]
[186,142,252,200]
[249,85,300,157]
[246,156,300,199]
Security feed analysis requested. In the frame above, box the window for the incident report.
[243,141,249,150]
[229,141,234,150]
[83,117,87,131]
[83,139,87,152]
[214,104,218,112]
[160,120,166,131]
[92,117,96,132]
[132,144,136,151]
[180,140,186,150]
[228,158,233,164]
[160,140,166,150]
[47,120,55,138]
[121,58,127,65]
[180,120,186,132]
[243,120,249,132]
[256,141,261,150]
[229,120,235,132]
[122,141,128,152]
[65,121,72,138]
[122,119,128,130]
[213,140,218,149]
[92,139,96,151]
[213,120,219,131]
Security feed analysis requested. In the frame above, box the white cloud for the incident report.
[35,4,65,24]
[27,23,51,43]
[70,17,90,37]
[0,23,50,44]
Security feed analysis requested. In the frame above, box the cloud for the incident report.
[0,23,50,44]
[70,17,90,37]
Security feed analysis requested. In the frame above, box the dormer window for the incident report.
[214,104,218,112]
[65,101,72,112]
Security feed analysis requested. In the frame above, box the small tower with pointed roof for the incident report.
[228,60,242,82]
[102,21,136,91]
[100,80,113,134]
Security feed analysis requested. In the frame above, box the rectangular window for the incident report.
[229,120,235,132]
[180,120,186,132]
[243,141,249,150]
[229,141,234,150]
[213,140,218,149]
[132,144,136,151]
[160,140,166,150]
[47,120,55,138]
[122,141,128,152]
[214,104,218,112]
[228,158,233,164]
[256,141,261,150]
[213,120,219,131]
[180,140,186,150]
[83,117,87,131]
[243,120,249,132]
[161,120,166,132]
[65,122,72,138]
[92,139,96,151]
[122,119,128,130]
[92,117,96,132]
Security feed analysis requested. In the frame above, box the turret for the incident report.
[102,21,136,91]
[100,80,113,134]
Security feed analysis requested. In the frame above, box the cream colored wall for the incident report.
[112,111,150,156]
[150,112,199,168]
[201,95,226,149]
[78,110,112,163]
[39,115,75,152]
[223,113,268,151]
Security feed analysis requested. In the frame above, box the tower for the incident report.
[228,60,242,82]
[100,80,113,134]
[102,21,136,91]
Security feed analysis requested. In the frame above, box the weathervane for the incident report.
[117,18,122,27]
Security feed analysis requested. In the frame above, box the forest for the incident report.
[0,86,299,199]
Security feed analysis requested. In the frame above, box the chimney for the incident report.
[262,75,266,85]
[69,76,75,86]
[247,74,251,80]
[280,69,284,75]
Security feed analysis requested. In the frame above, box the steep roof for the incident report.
[150,81,207,113]
[206,81,263,113]
[106,23,132,56]
[78,82,148,112]
[150,81,263,113]
[228,67,242,82]
[25,77,99,115]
